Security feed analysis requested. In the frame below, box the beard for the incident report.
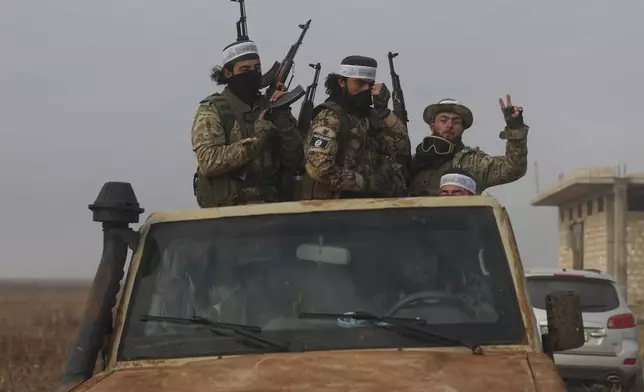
[432,129,462,144]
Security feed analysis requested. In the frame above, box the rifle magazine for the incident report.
[270,85,306,109]
[260,62,281,89]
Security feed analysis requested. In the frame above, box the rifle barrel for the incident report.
[231,0,248,40]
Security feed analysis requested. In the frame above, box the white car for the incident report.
[525,268,644,392]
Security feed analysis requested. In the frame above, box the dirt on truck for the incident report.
[57,182,585,392]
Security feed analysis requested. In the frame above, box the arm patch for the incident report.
[309,132,331,149]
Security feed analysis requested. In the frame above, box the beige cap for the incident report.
[423,98,474,130]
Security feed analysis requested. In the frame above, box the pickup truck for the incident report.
[56,182,585,392]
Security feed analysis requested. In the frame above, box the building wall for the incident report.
[555,194,644,306]
[584,212,608,271]
[626,212,644,305]
[557,225,572,269]
[557,196,608,271]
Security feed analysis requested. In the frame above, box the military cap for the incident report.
[423,98,474,130]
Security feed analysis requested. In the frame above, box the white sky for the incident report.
[2,0,643,278]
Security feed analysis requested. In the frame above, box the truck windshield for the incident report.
[118,206,526,361]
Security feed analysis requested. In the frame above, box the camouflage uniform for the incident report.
[301,102,410,199]
[409,128,528,195]
[409,97,528,196]
[191,88,303,207]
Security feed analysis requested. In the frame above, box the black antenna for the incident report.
[230,0,248,41]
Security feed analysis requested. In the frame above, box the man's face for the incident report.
[439,185,473,196]
[339,77,373,95]
[430,112,464,141]
[224,58,261,78]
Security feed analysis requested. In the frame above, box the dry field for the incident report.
[2,281,644,392]
[0,281,90,392]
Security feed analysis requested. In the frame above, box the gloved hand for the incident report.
[499,94,526,129]
[267,107,293,130]
[372,83,391,110]
[251,118,276,150]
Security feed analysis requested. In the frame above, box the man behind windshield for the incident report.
[438,168,477,196]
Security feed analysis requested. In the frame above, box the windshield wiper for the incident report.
[298,311,483,355]
[140,315,290,351]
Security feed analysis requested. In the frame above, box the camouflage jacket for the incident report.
[301,101,411,199]
[409,126,529,195]
[190,88,303,207]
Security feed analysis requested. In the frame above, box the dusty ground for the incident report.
[0,281,90,392]
[2,281,644,392]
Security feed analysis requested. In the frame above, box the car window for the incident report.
[526,276,620,313]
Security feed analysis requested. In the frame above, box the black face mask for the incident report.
[227,70,261,105]
[344,89,372,116]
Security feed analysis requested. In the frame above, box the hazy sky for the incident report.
[2,0,643,279]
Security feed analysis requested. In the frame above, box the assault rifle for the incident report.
[263,19,312,111]
[275,62,321,202]
[230,0,280,90]
[297,62,322,135]
[387,52,409,123]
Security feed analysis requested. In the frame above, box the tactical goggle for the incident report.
[420,135,456,155]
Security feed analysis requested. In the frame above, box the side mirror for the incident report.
[544,291,585,353]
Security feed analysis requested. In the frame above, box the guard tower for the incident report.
[531,166,644,306]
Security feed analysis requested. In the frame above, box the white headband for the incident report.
[222,41,259,65]
[337,64,377,81]
[440,173,476,194]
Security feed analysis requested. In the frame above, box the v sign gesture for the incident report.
[499,94,525,130]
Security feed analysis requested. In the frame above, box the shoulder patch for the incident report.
[309,132,331,149]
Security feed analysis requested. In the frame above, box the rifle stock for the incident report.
[387,51,409,124]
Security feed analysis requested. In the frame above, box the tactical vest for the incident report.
[193,92,278,208]
[300,101,385,200]
[408,147,476,196]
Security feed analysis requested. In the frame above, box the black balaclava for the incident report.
[227,69,261,105]
[330,55,378,117]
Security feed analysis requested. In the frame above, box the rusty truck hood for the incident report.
[74,349,564,392]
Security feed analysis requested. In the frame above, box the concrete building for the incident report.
[531,166,644,306]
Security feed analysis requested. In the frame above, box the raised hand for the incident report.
[498,94,525,129]
[372,83,391,110]
[259,82,289,121]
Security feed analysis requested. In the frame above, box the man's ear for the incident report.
[338,77,346,89]
[223,68,233,78]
